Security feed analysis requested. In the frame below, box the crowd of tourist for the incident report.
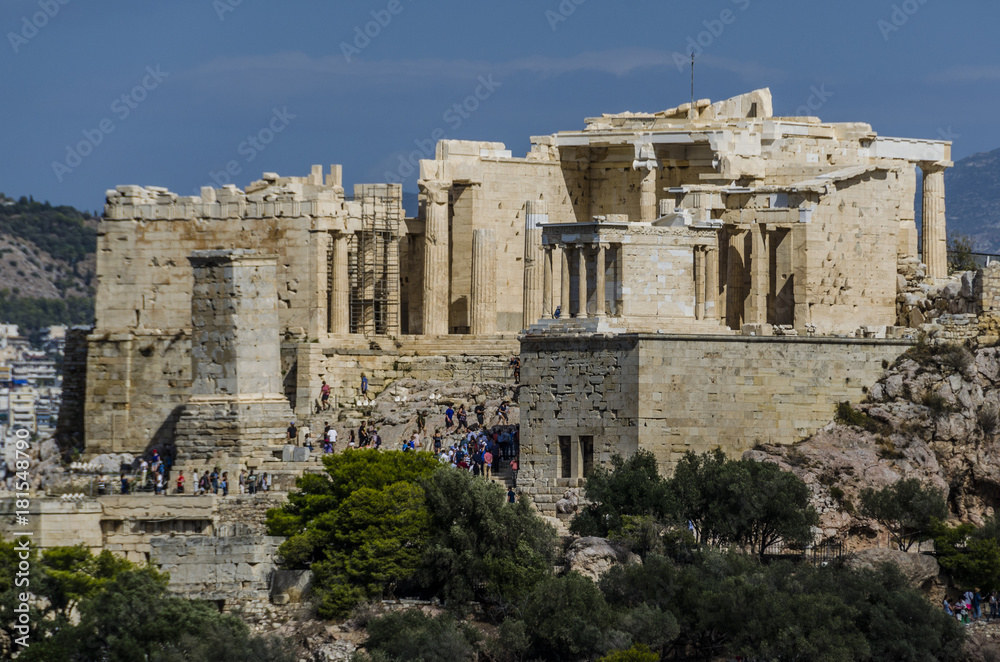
[943,589,1000,624]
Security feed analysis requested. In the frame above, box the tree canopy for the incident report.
[860,478,947,551]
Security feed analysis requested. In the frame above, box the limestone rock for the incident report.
[845,548,939,589]
[564,537,640,582]
[555,490,579,514]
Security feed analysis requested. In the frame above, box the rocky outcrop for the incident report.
[845,548,940,590]
[564,537,640,582]
[745,342,1000,547]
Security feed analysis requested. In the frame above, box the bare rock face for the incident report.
[564,537,640,582]
[845,548,940,590]
[745,342,1000,548]
[555,490,579,514]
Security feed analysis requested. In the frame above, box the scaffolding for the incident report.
[349,185,401,336]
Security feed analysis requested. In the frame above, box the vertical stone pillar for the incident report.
[421,180,451,335]
[726,229,745,329]
[640,168,658,223]
[922,163,949,279]
[748,223,768,324]
[694,247,706,320]
[560,246,571,318]
[188,250,282,397]
[705,246,719,320]
[470,228,497,336]
[523,201,547,328]
[309,230,330,340]
[330,233,349,335]
[386,234,400,336]
[575,247,589,319]
[542,247,553,319]
[595,244,606,317]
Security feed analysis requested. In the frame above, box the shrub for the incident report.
[355,610,481,662]
[835,401,889,434]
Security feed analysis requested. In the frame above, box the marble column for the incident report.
[694,247,706,321]
[726,228,746,330]
[523,201,546,328]
[575,246,589,319]
[470,228,497,336]
[330,233,350,334]
[640,168,658,223]
[421,180,451,335]
[922,163,949,279]
[748,223,768,324]
[560,246,571,318]
[705,246,719,321]
[595,244,606,317]
[542,247,553,319]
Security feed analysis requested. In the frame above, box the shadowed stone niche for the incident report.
[174,250,293,468]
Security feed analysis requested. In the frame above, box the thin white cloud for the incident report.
[188,49,785,84]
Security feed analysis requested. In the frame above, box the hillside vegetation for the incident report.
[0,194,97,331]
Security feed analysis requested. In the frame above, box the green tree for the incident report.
[519,573,620,661]
[18,567,294,662]
[418,466,556,611]
[597,644,661,662]
[859,478,948,551]
[268,450,441,617]
[948,232,979,274]
[671,450,819,554]
[570,450,674,538]
[353,610,482,662]
[932,518,1000,591]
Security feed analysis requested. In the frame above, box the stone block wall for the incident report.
[519,334,913,513]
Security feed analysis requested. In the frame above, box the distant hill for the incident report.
[946,148,1000,253]
[0,194,97,331]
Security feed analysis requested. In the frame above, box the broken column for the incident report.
[470,228,498,335]
[522,201,547,328]
[421,180,451,334]
[640,168,658,223]
[175,250,293,468]
[921,163,949,279]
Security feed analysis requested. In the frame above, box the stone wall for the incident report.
[519,334,914,512]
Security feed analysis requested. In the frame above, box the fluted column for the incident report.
[595,244,606,317]
[922,163,949,279]
[330,233,349,334]
[705,246,718,320]
[542,247,553,318]
[470,228,497,336]
[421,180,451,334]
[640,168,657,223]
[523,201,546,327]
[560,245,571,318]
[694,247,706,320]
[748,223,768,324]
[726,228,746,330]
[575,246,588,319]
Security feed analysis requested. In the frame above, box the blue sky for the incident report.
[2,0,998,213]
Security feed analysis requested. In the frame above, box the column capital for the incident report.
[919,161,953,173]
[419,179,452,204]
